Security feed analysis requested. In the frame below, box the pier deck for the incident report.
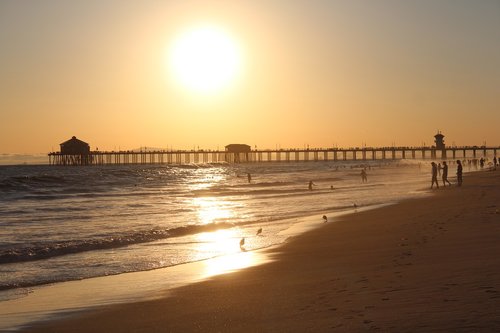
[48,146,499,166]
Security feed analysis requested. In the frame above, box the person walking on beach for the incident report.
[247,173,252,183]
[442,161,451,186]
[431,162,439,189]
[308,180,316,190]
[456,160,463,186]
[360,169,368,183]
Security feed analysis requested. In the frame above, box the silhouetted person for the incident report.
[431,162,439,189]
[442,161,451,186]
[360,169,368,183]
[456,160,463,186]
[240,237,246,251]
[308,181,316,190]
[247,173,252,183]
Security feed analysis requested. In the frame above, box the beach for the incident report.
[17,168,500,332]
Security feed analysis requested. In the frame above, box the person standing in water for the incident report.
[456,160,463,186]
[442,161,451,186]
[360,168,368,183]
[431,162,439,189]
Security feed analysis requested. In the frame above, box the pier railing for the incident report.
[48,146,499,166]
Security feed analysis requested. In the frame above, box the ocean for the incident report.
[0,160,437,329]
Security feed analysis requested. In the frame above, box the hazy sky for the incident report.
[1,0,499,153]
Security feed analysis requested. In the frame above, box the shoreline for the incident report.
[0,203,386,331]
[17,169,500,332]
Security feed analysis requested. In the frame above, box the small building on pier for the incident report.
[60,136,90,155]
[225,144,251,163]
[225,144,251,153]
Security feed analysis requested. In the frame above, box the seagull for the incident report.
[322,215,328,223]
[256,228,262,236]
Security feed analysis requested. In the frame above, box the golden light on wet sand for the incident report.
[194,229,258,278]
[201,251,257,278]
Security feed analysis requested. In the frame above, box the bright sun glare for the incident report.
[169,25,242,94]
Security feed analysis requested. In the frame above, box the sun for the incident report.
[168,25,242,94]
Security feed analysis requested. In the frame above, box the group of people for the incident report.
[251,159,470,192]
[431,160,462,189]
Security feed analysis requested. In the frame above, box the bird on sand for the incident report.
[256,228,262,236]
[322,215,328,223]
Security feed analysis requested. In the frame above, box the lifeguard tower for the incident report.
[434,131,445,150]
[434,131,446,159]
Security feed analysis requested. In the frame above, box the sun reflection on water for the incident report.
[189,188,265,278]
[187,171,225,191]
[192,197,234,225]
[196,229,240,254]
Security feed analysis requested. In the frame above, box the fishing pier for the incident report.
[48,146,499,166]
[48,134,498,166]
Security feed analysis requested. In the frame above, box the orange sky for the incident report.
[1,1,499,154]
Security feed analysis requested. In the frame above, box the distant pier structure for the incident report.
[49,135,498,166]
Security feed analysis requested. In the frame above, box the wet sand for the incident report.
[21,169,500,332]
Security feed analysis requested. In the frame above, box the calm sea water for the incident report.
[0,161,432,300]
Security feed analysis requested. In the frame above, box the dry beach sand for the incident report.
[22,169,500,332]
